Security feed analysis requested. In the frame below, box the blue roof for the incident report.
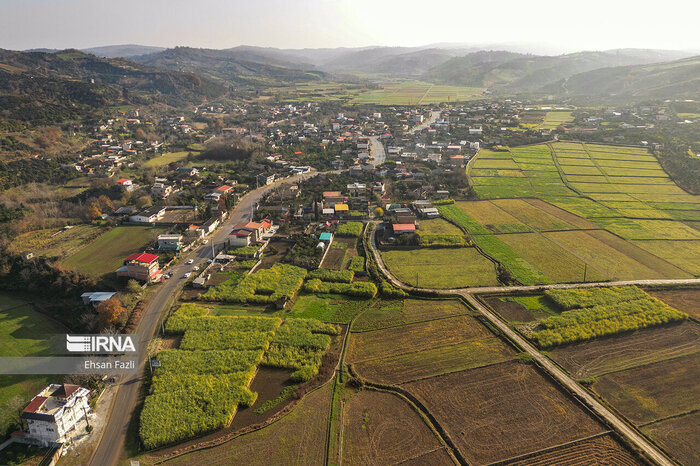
[319,232,333,241]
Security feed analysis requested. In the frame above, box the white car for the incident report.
[163,274,170,280]
[202,240,208,245]
[186,259,194,265]
[183,272,192,278]
[193,266,199,271]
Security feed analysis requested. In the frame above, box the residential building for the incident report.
[151,182,172,199]
[21,384,90,446]
[323,191,348,208]
[116,252,161,282]
[157,234,183,251]
[347,183,367,197]
[80,291,117,307]
[129,206,166,223]
[392,223,416,235]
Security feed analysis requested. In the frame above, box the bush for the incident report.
[180,330,275,351]
[228,245,261,258]
[335,222,363,237]
[380,280,407,297]
[304,279,377,298]
[155,349,264,374]
[307,269,354,283]
[545,286,649,310]
[433,199,455,205]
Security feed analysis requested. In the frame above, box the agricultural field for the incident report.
[8,224,104,259]
[416,217,463,235]
[379,248,499,288]
[288,293,369,323]
[592,352,700,425]
[162,382,333,466]
[648,288,700,319]
[506,434,640,465]
[59,226,166,277]
[319,237,358,270]
[352,298,468,331]
[0,295,65,437]
[401,362,606,464]
[643,411,700,466]
[539,111,574,130]
[341,390,453,465]
[440,194,695,284]
[352,81,483,105]
[465,142,700,273]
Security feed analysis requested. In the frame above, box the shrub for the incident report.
[545,286,649,310]
[155,349,264,374]
[180,330,275,351]
[433,199,455,205]
[166,313,281,334]
[336,222,363,237]
[228,245,261,258]
[307,269,354,283]
[291,366,318,382]
[380,280,407,298]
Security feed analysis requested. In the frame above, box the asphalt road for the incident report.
[368,227,680,466]
[89,171,317,466]
[368,110,440,167]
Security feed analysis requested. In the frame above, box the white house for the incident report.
[21,384,90,446]
[129,206,166,223]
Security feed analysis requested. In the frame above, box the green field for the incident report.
[0,295,65,437]
[540,111,574,130]
[60,226,166,277]
[143,151,193,168]
[380,248,499,288]
[353,81,483,105]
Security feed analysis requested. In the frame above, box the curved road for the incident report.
[369,226,685,466]
[89,171,318,466]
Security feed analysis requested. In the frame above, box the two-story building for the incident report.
[116,252,161,281]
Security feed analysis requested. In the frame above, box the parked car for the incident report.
[186,259,194,264]
[202,240,209,244]
[193,266,199,271]
[183,272,191,278]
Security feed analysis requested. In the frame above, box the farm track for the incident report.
[368,227,683,466]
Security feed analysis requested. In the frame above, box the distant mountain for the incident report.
[131,47,325,85]
[424,49,692,92]
[82,44,166,58]
[0,49,225,124]
[544,55,700,98]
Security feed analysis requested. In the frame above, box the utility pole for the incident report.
[583,264,587,283]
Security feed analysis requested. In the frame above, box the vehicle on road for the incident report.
[186,259,194,264]
[183,272,191,278]
[193,266,199,271]
[202,239,208,244]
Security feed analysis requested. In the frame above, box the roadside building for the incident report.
[21,384,90,446]
[157,234,183,251]
[116,252,161,282]
[129,206,166,223]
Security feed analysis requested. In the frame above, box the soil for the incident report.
[648,288,700,319]
[229,367,295,430]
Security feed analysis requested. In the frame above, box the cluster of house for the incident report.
[383,199,442,235]
[228,219,274,247]
[318,181,384,218]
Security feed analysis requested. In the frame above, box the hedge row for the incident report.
[202,264,307,303]
[532,296,686,347]
[416,233,470,247]
[307,269,354,283]
[545,286,649,310]
[348,256,365,273]
[303,279,378,298]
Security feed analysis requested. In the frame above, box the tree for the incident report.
[96,298,127,329]
[134,128,147,140]
[374,207,384,218]
[87,203,102,220]
[135,196,152,210]
[126,279,143,295]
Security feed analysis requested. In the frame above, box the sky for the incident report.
[1,0,699,53]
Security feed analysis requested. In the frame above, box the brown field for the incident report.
[257,240,292,270]
[506,434,640,466]
[648,288,700,319]
[549,321,700,379]
[643,412,700,466]
[401,361,605,464]
[341,390,453,465]
[347,316,490,363]
[523,198,601,229]
[354,338,515,385]
[593,352,700,425]
[352,298,469,332]
[484,296,553,322]
[165,382,332,466]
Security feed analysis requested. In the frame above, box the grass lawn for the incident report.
[60,226,167,277]
[380,248,499,288]
[0,295,66,437]
[416,218,463,235]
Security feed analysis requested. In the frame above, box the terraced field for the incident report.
[459,141,700,283]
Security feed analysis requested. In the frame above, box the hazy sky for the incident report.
[1,0,698,53]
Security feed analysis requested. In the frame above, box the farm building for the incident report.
[392,223,416,235]
[80,291,117,307]
[129,206,166,223]
[20,384,90,446]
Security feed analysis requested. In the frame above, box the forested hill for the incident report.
[131,47,326,85]
[0,49,226,124]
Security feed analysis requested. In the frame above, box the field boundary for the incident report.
[486,431,613,466]
[638,407,700,428]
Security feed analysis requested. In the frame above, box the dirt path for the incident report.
[368,227,677,466]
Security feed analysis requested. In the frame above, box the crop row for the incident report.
[545,286,649,310]
[306,268,354,283]
[202,263,307,303]
[303,278,378,297]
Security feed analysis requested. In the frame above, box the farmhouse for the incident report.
[21,384,90,446]
[228,219,272,247]
[116,252,161,282]
[392,223,416,235]
[129,206,166,223]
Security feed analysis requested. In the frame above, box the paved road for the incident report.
[89,171,318,466]
[368,227,677,466]
[368,110,440,167]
